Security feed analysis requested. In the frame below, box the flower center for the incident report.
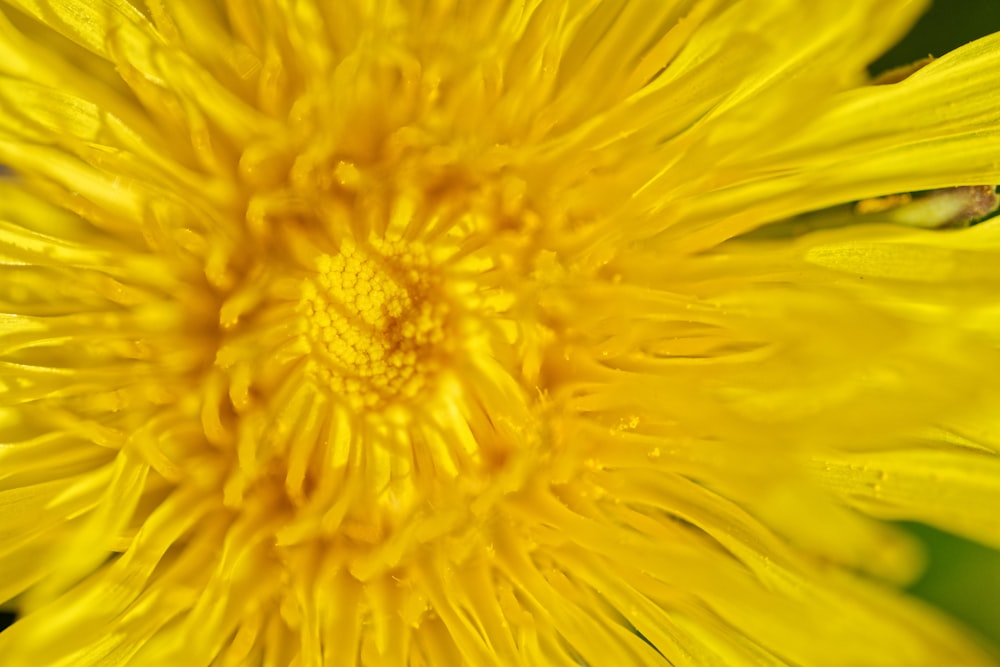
[299,240,448,410]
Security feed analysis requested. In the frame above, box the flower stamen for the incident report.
[300,239,448,410]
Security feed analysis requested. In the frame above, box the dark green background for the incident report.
[2,0,1000,652]
[870,0,1000,76]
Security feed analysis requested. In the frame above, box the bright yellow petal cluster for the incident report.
[2,1,1000,665]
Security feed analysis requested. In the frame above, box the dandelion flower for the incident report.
[3,1,1000,665]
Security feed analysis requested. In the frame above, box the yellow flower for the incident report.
[2,0,1000,664]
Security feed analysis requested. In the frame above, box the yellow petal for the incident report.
[660,31,1000,248]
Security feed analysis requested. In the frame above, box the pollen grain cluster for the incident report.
[300,240,448,410]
